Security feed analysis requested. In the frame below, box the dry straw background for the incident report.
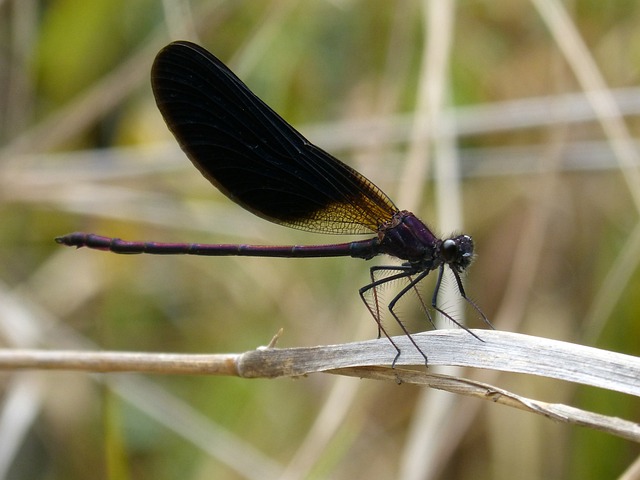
[1,1,639,479]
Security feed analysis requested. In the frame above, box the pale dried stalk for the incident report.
[0,330,637,441]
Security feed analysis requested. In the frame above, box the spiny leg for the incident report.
[359,266,417,366]
[385,269,433,366]
[367,265,413,339]
[431,265,484,340]
[404,273,437,331]
[368,266,385,339]
[450,268,494,330]
[361,267,433,367]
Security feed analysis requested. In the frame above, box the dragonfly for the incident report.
[57,41,491,366]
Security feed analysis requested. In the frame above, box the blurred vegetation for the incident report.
[0,1,639,479]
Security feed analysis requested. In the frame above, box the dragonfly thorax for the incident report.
[377,211,439,265]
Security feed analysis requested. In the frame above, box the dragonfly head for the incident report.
[441,234,474,273]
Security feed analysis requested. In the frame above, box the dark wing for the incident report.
[151,41,397,235]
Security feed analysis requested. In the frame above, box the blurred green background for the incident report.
[0,1,639,479]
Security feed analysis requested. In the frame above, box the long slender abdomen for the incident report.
[55,232,381,259]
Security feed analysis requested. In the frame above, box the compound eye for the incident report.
[441,239,458,262]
